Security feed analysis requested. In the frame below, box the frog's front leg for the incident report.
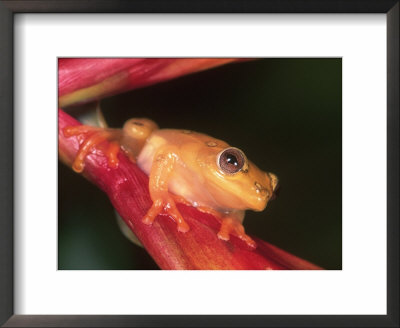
[142,146,190,233]
[194,206,256,248]
[218,211,256,248]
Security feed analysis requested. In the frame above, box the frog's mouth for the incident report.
[214,182,270,211]
[247,193,269,212]
[246,176,280,211]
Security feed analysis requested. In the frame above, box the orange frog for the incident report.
[63,117,278,248]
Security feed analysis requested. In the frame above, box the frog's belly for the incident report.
[168,171,222,211]
[137,140,157,175]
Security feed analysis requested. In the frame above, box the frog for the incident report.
[63,117,278,248]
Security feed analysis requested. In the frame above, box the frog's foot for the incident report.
[217,217,256,248]
[63,125,121,173]
[142,194,190,233]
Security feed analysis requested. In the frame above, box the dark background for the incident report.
[59,58,342,270]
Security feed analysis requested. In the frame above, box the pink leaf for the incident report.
[59,58,247,107]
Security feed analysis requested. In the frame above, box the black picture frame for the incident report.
[0,1,398,327]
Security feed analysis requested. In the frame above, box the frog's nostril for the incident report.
[254,181,271,199]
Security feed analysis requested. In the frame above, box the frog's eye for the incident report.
[217,147,246,174]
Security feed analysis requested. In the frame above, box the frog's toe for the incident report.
[237,233,257,249]
[217,217,234,241]
[217,230,230,241]
[175,218,190,233]
[142,199,164,225]
[106,141,121,169]
[164,197,190,232]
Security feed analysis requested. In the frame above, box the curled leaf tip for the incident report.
[59,58,248,107]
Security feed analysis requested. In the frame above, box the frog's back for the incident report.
[152,129,228,148]
[137,128,228,175]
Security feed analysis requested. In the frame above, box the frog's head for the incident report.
[199,145,278,211]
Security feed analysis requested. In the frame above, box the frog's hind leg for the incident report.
[121,118,159,159]
[105,141,121,169]
[63,125,122,173]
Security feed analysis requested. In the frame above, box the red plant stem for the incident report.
[58,109,322,270]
